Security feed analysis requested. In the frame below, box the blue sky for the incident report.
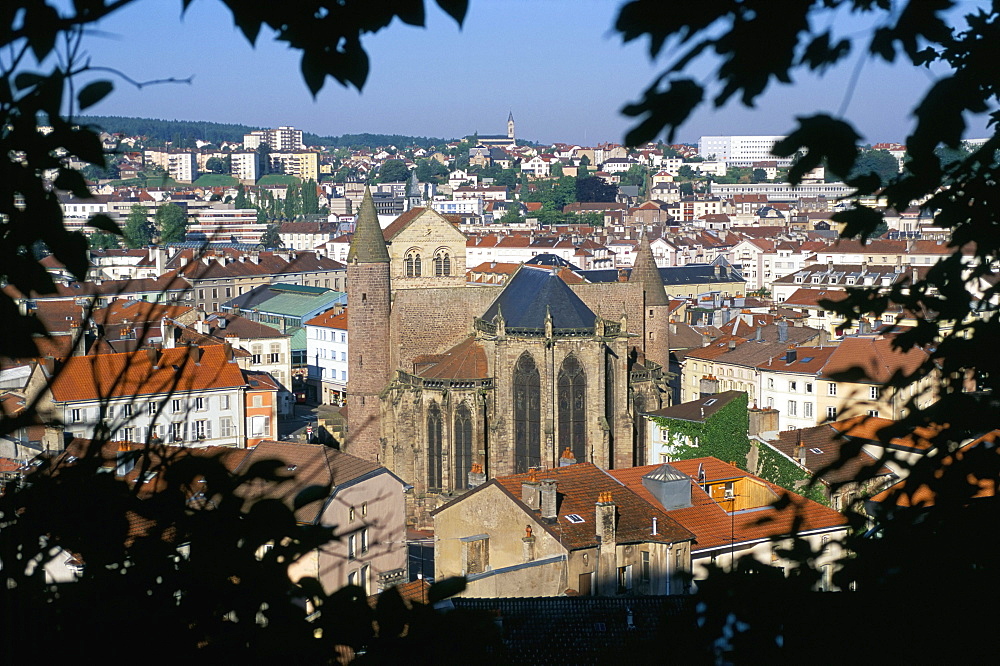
[74,0,990,146]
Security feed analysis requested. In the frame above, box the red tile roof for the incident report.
[612,458,847,552]
[48,345,246,403]
[489,462,695,550]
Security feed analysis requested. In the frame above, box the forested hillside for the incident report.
[77,116,454,149]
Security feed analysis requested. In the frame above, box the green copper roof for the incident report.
[629,234,669,306]
[347,186,390,264]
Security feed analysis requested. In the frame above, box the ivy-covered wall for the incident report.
[754,443,829,505]
[650,393,752,470]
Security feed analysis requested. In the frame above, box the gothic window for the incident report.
[513,353,541,474]
[427,402,443,490]
[405,249,422,277]
[605,353,615,452]
[558,355,587,463]
[454,403,474,490]
[633,393,647,466]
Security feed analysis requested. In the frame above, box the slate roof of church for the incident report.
[347,186,390,263]
[481,265,596,330]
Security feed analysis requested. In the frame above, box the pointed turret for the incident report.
[347,186,390,264]
[629,234,668,305]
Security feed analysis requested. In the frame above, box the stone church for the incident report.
[345,188,672,524]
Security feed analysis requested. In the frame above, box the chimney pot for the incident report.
[539,479,557,520]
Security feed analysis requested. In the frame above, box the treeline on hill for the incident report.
[76,116,453,150]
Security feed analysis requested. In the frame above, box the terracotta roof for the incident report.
[645,391,745,423]
[305,309,348,329]
[869,430,1000,508]
[235,440,385,523]
[819,336,928,383]
[414,335,489,380]
[771,425,894,485]
[47,345,245,402]
[489,462,695,550]
[612,458,848,552]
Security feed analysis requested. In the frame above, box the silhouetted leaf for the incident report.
[435,0,468,26]
[13,72,45,90]
[832,204,885,242]
[77,80,113,110]
[622,78,703,145]
[293,484,331,510]
[53,168,92,199]
[87,213,122,235]
[376,585,408,637]
[773,114,860,185]
[427,576,466,604]
[49,231,90,281]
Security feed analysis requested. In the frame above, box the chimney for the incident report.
[217,316,227,329]
[785,346,797,363]
[539,479,558,521]
[521,475,541,510]
[778,319,788,342]
[522,525,536,562]
[145,347,159,369]
[595,491,616,545]
[467,462,486,489]
[194,319,209,335]
[559,447,576,467]
[728,339,736,351]
[187,344,202,365]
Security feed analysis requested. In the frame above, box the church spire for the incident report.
[629,233,669,306]
[348,185,390,264]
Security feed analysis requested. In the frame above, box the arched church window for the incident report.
[558,354,587,463]
[633,394,647,467]
[513,353,541,474]
[434,250,451,277]
[454,403,473,489]
[427,402,443,490]
[405,250,422,277]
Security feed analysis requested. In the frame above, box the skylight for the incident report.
[808,447,824,454]
[565,514,585,524]
[801,357,815,363]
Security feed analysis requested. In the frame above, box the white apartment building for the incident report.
[698,135,791,168]
[30,346,279,448]
[167,152,198,183]
[244,126,305,152]
[231,151,261,182]
[756,346,837,431]
[305,309,349,405]
[431,198,484,217]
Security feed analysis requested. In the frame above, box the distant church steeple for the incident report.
[507,111,515,141]
[407,169,423,211]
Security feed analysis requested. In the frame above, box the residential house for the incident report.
[239,440,408,596]
[433,462,695,598]
[611,458,848,586]
[756,345,839,430]
[305,309,349,405]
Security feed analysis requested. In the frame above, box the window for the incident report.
[118,427,133,442]
[427,402,443,490]
[252,395,263,408]
[147,401,156,416]
[123,403,133,418]
[405,250,422,277]
[220,417,235,437]
[464,536,489,575]
[454,403,474,490]
[269,343,281,363]
[221,395,230,410]
[868,409,880,417]
[617,565,633,593]
[434,250,451,277]
[195,397,206,411]
[641,551,650,583]
[788,400,797,416]
[558,355,587,463]
[225,287,232,298]
[249,416,270,437]
[172,399,182,413]
[362,502,368,517]
[348,533,357,560]
[361,528,369,554]
[171,422,184,441]
[869,386,880,400]
[195,420,210,439]
[767,377,774,389]
[826,406,837,419]
[789,381,797,392]
[251,344,262,364]
[804,402,813,418]
[806,383,813,393]
[828,384,837,396]
[513,353,541,474]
